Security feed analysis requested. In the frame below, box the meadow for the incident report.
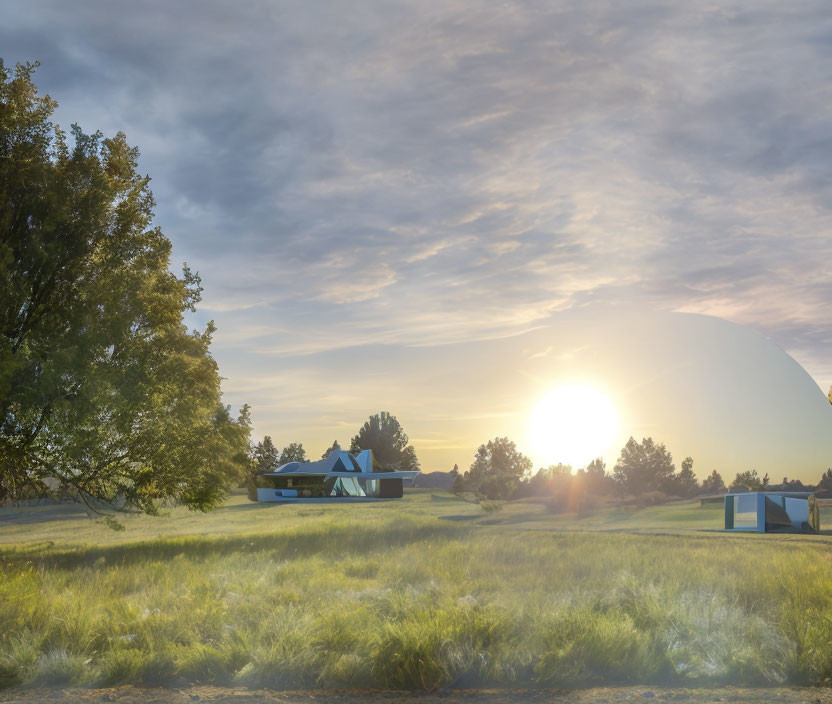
[2,490,832,691]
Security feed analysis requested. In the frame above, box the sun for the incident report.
[528,384,619,470]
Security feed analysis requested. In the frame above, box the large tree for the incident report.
[817,468,832,497]
[701,470,726,495]
[0,61,250,511]
[350,411,419,471]
[613,437,676,495]
[321,440,341,459]
[279,442,307,464]
[729,469,769,493]
[673,456,699,497]
[253,436,280,475]
[458,437,532,499]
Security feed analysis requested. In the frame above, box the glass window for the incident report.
[734,494,757,528]
[765,496,792,530]
[329,477,366,497]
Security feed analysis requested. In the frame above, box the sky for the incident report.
[3,1,832,478]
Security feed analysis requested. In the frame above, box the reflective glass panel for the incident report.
[734,494,757,528]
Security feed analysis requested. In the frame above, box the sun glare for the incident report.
[529,385,619,470]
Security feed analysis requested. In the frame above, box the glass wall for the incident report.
[329,477,366,497]
[733,494,758,529]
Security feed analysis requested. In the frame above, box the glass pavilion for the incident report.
[724,491,819,533]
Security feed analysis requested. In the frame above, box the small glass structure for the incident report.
[247,448,419,502]
[724,491,819,533]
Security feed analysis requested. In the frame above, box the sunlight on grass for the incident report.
[2,491,832,689]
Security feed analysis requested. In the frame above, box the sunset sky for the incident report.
[5,2,832,479]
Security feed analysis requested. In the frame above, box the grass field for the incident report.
[2,490,832,691]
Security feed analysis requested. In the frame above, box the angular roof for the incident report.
[267,448,419,481]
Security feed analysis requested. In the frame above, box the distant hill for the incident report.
[413,471,454,489]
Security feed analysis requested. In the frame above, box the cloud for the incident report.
[3,0,832,402]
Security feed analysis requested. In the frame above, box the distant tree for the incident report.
[350,412,419,471]
[531,463,573,487]
[772,476,809,492]
[449,463,465,493]
[321,440,341,459]
[613,437,676,495]
[585,457,605,480]
[458,437,532,499]
[584,457,611,494]
[522,463,573,497]
[0,62,250,512]
[253,436,280,475]
[279,442,307,464]
[701,470,726,495]
[673,457,699,497]
[828,386,832,405]
[817,468,832,497]
[730,469,769,493]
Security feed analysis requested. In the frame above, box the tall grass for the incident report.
[2,497,832,689]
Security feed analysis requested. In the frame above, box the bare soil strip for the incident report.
[1,687,831,704]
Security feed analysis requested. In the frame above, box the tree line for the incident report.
[451,435,832,502]
[250,411,419,475]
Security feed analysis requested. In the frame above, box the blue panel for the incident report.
[756,492,766,532]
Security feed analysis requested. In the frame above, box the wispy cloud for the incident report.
[4,0,832,453]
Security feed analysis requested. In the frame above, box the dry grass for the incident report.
[2,490,832,690]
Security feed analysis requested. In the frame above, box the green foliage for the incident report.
[701,469,727,494]
[31,649,90,686]
[817,468,832,497]
[479,500,502,513]
[252,436,279,475]
[279,442,307,464]
[674,457,699,497]
[613,437,676,495]
[98,648,144,686]
[450,464,465,494]
[321,440,341,459]
[0,61,250,511]
[350,411,419,471]
[519,458,613,508]
[457,437,532,499]
[731,469,770,493]
[584,457,608,488]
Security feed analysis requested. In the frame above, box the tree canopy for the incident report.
[321,440,341,459]
[612,437,676,495]
[817,468,832,497]
[701,470,726,495]
[730,469,769,493]
[675,456,699,497]
[456,437,532,499]
[279,442,307,464]
[0,61,250,511]
[349,411,419,471]
[253,436,280,475]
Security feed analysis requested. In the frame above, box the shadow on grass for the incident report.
[0,507,93,525]
[0,517,472,572]
[218,501,289,512]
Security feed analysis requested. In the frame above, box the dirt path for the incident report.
[1,687,831,704]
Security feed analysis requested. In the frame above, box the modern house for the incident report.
[248,447,419,502]
[724,491,820,533]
